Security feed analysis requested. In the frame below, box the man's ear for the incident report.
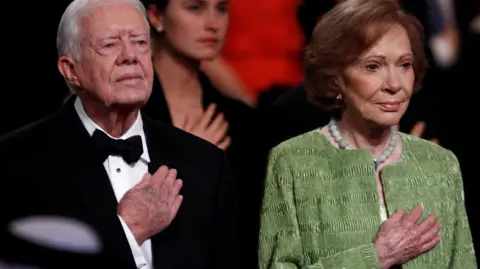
[58,56,81,88]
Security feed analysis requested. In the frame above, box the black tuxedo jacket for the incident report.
[0,98,239,269]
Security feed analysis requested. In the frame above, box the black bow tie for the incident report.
[91,129,144,164]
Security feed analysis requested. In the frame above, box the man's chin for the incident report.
[109,100,146,112]
[110,90,151,109]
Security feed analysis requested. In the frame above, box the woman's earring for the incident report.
[156,25,163,32]
[336,93,343,101]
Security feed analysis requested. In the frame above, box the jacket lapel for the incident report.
[49,98,137,269]
[143,116,184,269]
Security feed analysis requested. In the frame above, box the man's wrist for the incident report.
[119,214,146,244]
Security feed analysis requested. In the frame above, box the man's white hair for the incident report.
[56,0,149,61]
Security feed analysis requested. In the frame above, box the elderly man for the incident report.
[0,0,238,268]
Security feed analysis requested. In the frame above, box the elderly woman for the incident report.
[258,0,477,268]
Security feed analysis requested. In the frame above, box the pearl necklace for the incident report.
[328,118,397,169]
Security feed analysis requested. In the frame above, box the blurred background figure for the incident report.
[140,0,256,185]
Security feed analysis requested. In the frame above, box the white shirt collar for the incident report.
[74,97,150,163]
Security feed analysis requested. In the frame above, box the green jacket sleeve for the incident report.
[258,149,381,269]
[447,151,477,268]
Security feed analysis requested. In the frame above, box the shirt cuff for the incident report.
[117,215,148,269]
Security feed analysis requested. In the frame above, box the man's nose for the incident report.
[117,41,137,64]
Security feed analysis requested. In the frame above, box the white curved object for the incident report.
[8,216,102,254]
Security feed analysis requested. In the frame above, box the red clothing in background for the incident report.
[221,0,304,97]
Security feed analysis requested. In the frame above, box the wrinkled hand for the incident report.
[375,206,441,269]
[180,103,231,150]
[395,121,439,144]
[118,166,183,244]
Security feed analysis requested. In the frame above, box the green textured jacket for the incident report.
[259,130,477,269]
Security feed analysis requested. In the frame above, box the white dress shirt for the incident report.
[74,98,153,269]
